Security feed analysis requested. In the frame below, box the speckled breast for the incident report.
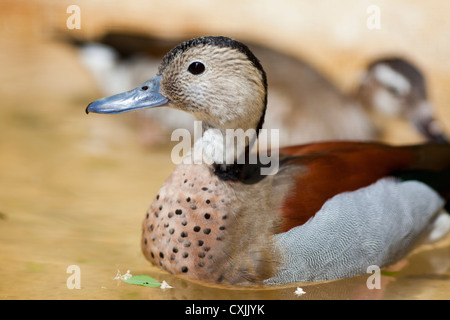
[141,164,238,282]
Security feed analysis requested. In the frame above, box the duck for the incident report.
[86,36,450,285]
[358,57,448,143]
[74,31,447,146]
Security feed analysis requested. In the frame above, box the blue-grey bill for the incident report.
[86,75,168,114]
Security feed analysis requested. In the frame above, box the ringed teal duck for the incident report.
[358,57,448,142]
[75,32,447,146]
[86,36,450,285]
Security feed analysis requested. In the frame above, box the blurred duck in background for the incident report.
[359,58,448,143]
[68,32,448,146]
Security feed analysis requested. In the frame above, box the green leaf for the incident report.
[122,275,162,287]
[381,270,399,277]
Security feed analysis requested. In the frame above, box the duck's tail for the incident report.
[396,143,450,204]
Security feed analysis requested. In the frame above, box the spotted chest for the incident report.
[141,164,239,282]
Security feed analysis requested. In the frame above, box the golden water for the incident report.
[0,36,449,300]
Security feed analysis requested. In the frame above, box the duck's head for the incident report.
[86,36,267,137]
[358,57,447,142]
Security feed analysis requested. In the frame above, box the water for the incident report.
[0,36,449,300]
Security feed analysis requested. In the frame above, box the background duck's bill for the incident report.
[86,75,168,114]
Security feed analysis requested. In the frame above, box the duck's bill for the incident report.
[86,75,169,114]
[411,101,448,143]
[415,117,448,143]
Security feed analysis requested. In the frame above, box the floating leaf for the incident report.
[122,275,162,287]
[113,269,132,280]
[294,287,306,296]
[159,280,173,289]
[381,270,399,277]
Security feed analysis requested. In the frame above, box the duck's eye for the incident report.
[188,62,205,75]
[386,85,400,95]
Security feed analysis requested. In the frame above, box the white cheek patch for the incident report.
[374,64,411,96]
[372,89,402,116]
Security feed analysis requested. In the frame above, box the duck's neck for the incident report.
[190,121,258,180]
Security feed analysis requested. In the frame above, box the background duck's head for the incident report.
[87,36,268,135]
[358,57,448,142]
